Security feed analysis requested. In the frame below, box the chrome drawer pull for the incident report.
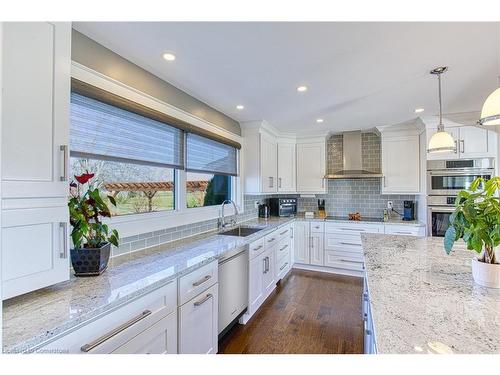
[314,226,320,229]
[267,238,276,243]
[340,259,364,264]
[81,310,152,352]
[279,244,288,251]
[59,222,68,259]
[192,275,212,287]
[395,231,412,235]
[279,230,288,235]
[194,293,213,307]
[253,245,263,251]
[280,262,288,271]
[339,241,361,246]
[340,227,365,232]
[59,145,68,181]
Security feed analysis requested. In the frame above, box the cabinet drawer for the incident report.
[276,225,292,242]
[179,261,218,306]
[310,222,325,233]
[326,249,363,260]
[248,238,265,259]
[276,252,291,280]
[384,225,423,236]
[276,237,290,261]
[37,280,177,353]
[324,251,364,271]
[112,311,177,354]
[325,222,382,234]
[264,230,280,249]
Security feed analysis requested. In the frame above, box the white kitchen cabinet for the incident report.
[426,125,496,160]
[260,134,278,193]
[1,22,71,299]
[262,246,276,299]
[294,221,311,264]
[112,311,177,354]
[296,141,326,193]
[277,142,296,192]
[310,231,324,266]
[381,133,420,194]
[247,252,265,318]
[178,283,218,354]
[1,22,71,199]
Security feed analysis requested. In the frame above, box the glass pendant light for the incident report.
[478,77,500,126]
[427,67,456,153]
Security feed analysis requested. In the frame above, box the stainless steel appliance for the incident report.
[427,158,495,196]
[268,198,297,217]
[258,203,270,218]
[427,196,457,237]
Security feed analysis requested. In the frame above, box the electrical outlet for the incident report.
[387,201,393,210]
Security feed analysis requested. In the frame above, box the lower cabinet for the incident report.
[294,221,311,264]
[178,283,218,354]
[310,231,324,266]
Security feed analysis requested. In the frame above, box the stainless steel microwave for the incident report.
[427,158,495,196]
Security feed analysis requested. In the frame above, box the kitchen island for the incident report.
[361,233,500,354]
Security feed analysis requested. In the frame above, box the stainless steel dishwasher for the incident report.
[218,247,248,335]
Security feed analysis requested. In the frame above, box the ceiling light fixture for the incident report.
[162,52,176,61]
[427,67,455,154]
[478,76,500,126]
[414,108,425,114]
[236,105,244,110]
[297,86,308,92]
[316,118,324,123]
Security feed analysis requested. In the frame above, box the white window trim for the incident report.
[71,62,244,238]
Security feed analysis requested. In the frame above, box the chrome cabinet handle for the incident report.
[59,222,68,259]
[454,140,458,153]
[266,257,270,273]
[394,231,412,235]
[322,178,325,188]
[383,176,386,187]
[340,259,364,264]
[269,177,274,188]
[339,241,361,246]
[267,237,275,243]
[290,227,293,239]
[253,244,263,251]
[59,145,68,181]
[278,177,282,188]
[81,310,152,352]
[192,275,212,287]
[263,258,267,273]
[280,262,288,271]
[340,227,365,232]
[194,293,213,307]
[280,230,288,235]
[314,225,320,229]
[460,140,465,153]
[279,244,288,251]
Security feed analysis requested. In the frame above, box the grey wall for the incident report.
[71,30,241,136]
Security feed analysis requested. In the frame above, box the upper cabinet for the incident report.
[296,139,326,193]
[277,142,296,193]
[260,133,278,193]
[380,129,421,194]
[426,125,497,160]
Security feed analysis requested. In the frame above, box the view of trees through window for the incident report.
[186,172,231,208]
[71,157,175,215]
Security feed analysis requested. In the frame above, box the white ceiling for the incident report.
[73,22,500,135]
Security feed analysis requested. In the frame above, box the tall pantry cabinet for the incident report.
[1,22,72,299]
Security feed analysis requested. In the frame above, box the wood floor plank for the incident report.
[218,269,364,354]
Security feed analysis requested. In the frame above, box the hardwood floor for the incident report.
[218,269,364,354]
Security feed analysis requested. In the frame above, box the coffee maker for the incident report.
[258,203,270,218]
[403,201,415,221]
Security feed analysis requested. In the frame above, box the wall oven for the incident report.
[427,158,495,196]
[427,196,457,237]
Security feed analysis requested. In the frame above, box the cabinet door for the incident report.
[1,201,69,299]
[260,134,278,193]
[248,253,265,315]
[262,247,276,298]
[179,283,218,354]
[310,232,324,266]
[426,127,460,160]
[1,22,71,199]
[381,135,420,194]
[112,311,177,354]
[294,222,310,264]
[277,143,296,192]
[458,126,491,158]
[296,142,326,193]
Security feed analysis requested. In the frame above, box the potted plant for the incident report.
[68,172,119,276]
[444,176,500,288]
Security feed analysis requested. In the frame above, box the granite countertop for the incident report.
[361,233,500,354]
[2,216,294,353]
[295,212,424,226]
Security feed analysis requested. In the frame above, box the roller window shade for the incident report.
[186,133,238,176]
[70,92,184,169]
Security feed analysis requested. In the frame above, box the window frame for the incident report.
[71,62,243,238]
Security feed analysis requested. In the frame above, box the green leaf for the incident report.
[107,195,117,207]
[444,226,456,255]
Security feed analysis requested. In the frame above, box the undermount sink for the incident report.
[218,226,264,237]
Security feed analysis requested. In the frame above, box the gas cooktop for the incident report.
[324,216,384,223]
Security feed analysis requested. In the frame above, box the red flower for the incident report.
[75,173,95,184]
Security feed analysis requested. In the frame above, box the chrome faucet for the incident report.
[218,200,239,230]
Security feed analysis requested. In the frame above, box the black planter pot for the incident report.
[70,242,111,276]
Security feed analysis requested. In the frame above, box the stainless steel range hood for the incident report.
[324,131,383,179]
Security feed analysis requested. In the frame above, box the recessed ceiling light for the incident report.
[297,85,308,92]
[415,108,425,113]
[236,105,244,110]
[162,52,176,61]
[316,118,324,123]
